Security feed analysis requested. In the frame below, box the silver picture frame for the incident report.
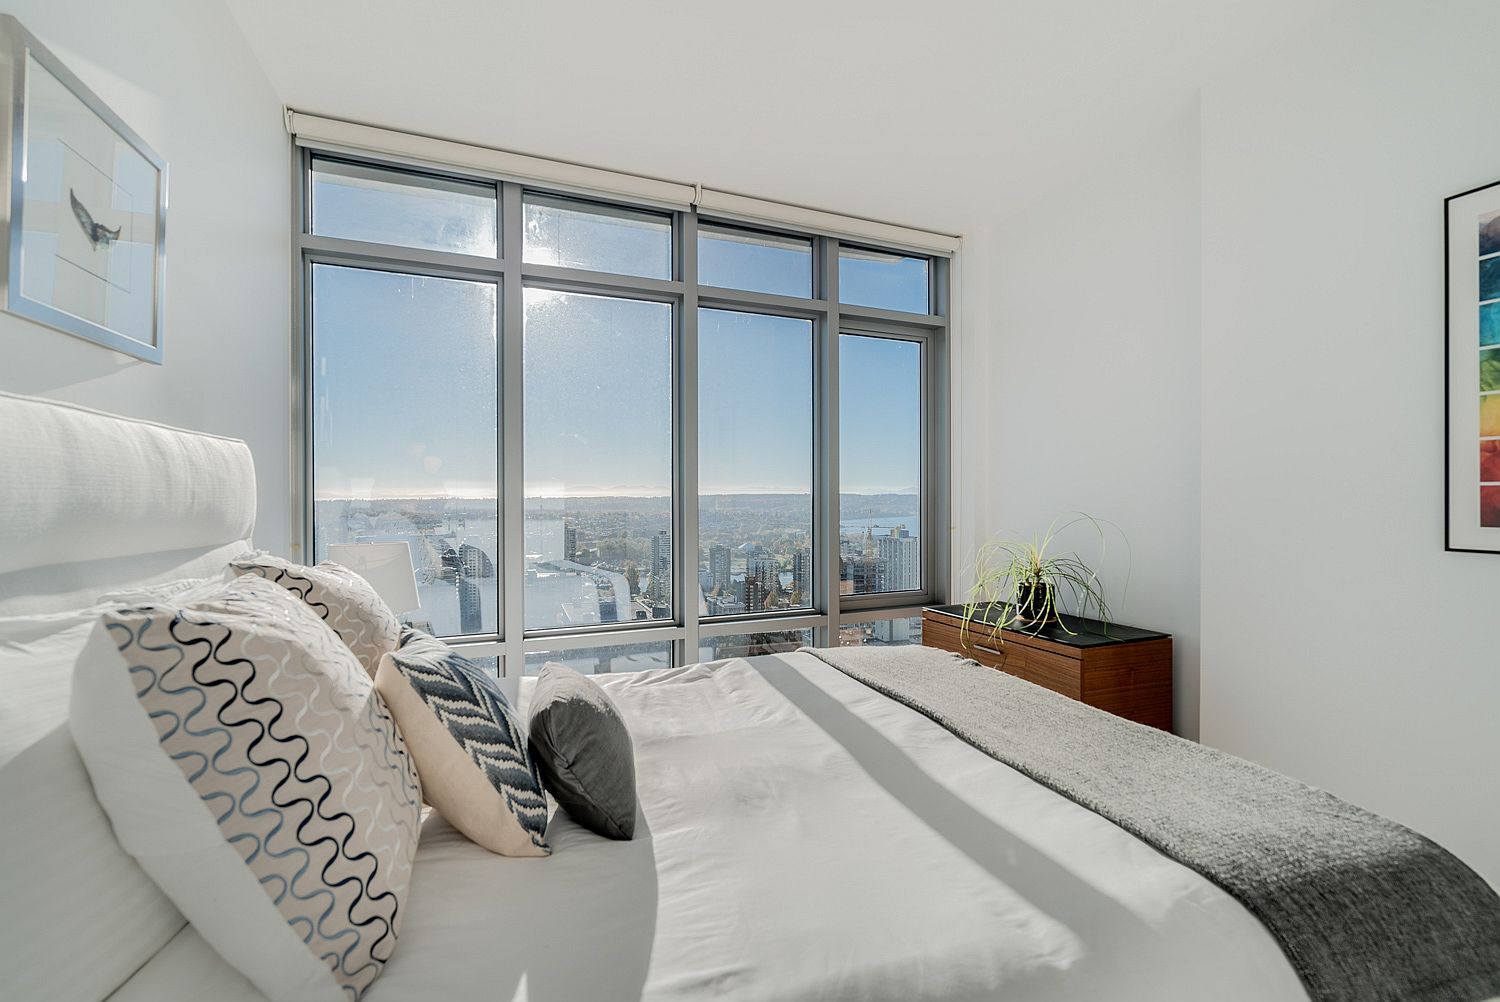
[0,15,167,364]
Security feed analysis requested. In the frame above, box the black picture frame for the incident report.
[1444,177,1500,553]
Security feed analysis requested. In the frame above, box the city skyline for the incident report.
[315,490,920,640]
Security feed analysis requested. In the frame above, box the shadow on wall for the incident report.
[2,320,142,394]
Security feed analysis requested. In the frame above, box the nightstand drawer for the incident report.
[923,616,1082,699]
[921,607,1173,731]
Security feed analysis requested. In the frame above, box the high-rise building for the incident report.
[650,529,672,601]
[840,526,887,594]
[563,522,579,561]
[452,541,494,634]
[709,543,732,594]
[743,573,768,613]
[747,554,778,591]
[873,616,917,644]
[458,542,494,579]
[876,528,920,592]
[841,553,887,594]
[792,547,812,596]
[458,575,482,634]
[708,591,744,616]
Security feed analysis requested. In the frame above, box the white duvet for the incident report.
[118,652,1309,1002]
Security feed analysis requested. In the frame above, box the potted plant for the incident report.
[961,513,1123,643]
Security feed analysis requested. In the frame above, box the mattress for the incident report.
[115,651,1308,1002]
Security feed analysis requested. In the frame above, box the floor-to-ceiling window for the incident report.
[297,147,949,676]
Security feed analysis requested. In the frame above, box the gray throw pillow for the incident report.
[527,663,638,840]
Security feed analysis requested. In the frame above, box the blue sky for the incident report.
[312,261,921,499]
[699,308,812,494]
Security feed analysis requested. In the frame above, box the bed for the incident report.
[0,390,1494,1002]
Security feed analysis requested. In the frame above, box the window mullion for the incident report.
[816,237,840,647]
[678,210,700,668]
[930,256,952,604]
[292,145,312,563]
[500,182,526,675]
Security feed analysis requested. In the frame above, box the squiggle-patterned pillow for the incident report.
[71,574,422,1001]
[230,551,400,677]
[375,630,550,856]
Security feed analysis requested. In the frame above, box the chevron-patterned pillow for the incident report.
[375,631,550,856]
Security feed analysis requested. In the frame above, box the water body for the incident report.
[838,515,919,539]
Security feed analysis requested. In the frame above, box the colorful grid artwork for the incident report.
[1484,395,1500,440]
[1480,257,1500,302]
[1482,207,1500,256]
[1484,486,1500,530]
[1482,440,1500,483]
[1449,187,1500,549]
[1482,302,1500,348]
[1479,207,1500,530]
[1482,347,1500,393]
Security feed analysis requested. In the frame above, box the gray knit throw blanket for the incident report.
[802,645,1500,1002]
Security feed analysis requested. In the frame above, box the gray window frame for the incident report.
[291,146,950,675]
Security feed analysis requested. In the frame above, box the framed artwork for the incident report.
[1445,178,1500,552]
[0,15,166,363]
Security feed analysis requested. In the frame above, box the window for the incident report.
[838,616,923,647]
[524,642,672,676]
[524,290,673,630]
[523,193,671,279]
[839,334,922,596]
[839,246,930,314]
[698,224,812,298]
[698,309,814,616]
[310,157,497,256]
[467,655,501,678]
[297,147,948,674]
[699,629,814,662]
[310,264,499,637]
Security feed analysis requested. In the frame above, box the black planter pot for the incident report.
[1015,580,1055,625]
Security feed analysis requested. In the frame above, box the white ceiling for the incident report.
[225,0,1341,234]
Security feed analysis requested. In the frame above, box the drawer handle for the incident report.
[967,640,1006,658]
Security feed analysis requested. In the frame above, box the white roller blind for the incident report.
[286,110,960,256]
[286,111,694,208]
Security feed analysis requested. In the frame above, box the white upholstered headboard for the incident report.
[0,391,257,615]
[0,391,263,1001]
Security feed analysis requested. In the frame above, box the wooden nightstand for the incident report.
[922,605,1174,731]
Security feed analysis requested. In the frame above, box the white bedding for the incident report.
[117,650,1308,1002]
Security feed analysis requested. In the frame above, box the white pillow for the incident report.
[0,613,185,1002]
[230,551,400,676]
[70,574,422,1002]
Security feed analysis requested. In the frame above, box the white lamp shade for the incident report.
[327,542,421,614]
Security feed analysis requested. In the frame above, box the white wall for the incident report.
[1200,0,1500,884]
[979,104,1204,737]
[0,1,291,554]
[978,0,1500,883]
